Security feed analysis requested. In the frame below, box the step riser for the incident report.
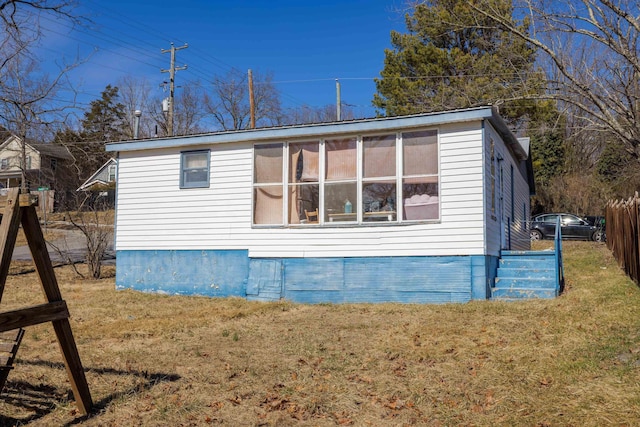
[495,278,556,289]
[497,268,555,278]
[491,288,557,299]
[500,258,555,268]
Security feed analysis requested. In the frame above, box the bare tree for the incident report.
[469,0,640,157]
[0,0,81,191]
[117,75,156,139]
[49,191,113,279]
[283,104,356,125]
[168,84,208,135]
[204,68,282,130]
[145,81,209,137]
[0,55,78,191]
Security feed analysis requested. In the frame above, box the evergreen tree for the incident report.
[53,85,126,188]
[375,1,569,213]
[81,85,128,142]
[529,101,565,186]
[373,0,544,125]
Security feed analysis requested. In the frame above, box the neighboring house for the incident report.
[78,158,117,191]
[106,107,535,304]
[0,133,73,192]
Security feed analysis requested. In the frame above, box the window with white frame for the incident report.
[253,144,283,224]
[0,159,7,170]
[288,141,319,224]
[402,130,439,220]
[252,129,439,226]
[324,137,357,223]
[180,150,210,189]
[363,134,397,222]
[108,164,116,182]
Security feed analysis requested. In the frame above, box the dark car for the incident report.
[530,213,605,242]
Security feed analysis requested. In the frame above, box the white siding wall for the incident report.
[483,123,531,255]
[115,121,489,257]
[511,151,532,251]
[0,139,40,170]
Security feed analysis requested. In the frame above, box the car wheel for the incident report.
[530,230,543,241]
[592,230,605,242]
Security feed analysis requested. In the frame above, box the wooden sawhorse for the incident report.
[0,188,92,414]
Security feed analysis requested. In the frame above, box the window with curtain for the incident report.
[252,128,439,226]
[180,150,210,188]
[324,137,357,223]
[363,134,396,222]
[288,142,319,224]
[254,143,284,225]
[402,130,439,221]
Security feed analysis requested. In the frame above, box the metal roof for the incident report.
[106,106,527,159]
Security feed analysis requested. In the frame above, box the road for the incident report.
[11,224,115,265]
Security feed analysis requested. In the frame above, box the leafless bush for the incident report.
[57,190,114,279]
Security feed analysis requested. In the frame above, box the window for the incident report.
[26,155,31,170]
[288,141,319,224]
[253,144,283,225]
[108,165,117,182]
[0,159,7,170]
[50,158,57,171]
[180,150,210,188]
[363,134,396,222]
[402,130,438,221]
[324,138,357,223]
[252,129,439,226]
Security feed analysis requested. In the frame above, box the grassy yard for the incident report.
[0,241,639,426]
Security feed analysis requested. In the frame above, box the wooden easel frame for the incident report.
[0,188,92,414]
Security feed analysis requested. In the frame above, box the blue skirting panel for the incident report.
[116,250,490,303]
[115,250,249,297]
[278,256,480,304]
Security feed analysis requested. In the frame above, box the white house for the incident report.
[0,133,73,191]
[105,107,535,303]
[77,158,117,191]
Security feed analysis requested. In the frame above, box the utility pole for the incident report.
[336,79,341,121]
[248,69,255,129]
[161,42,188,136]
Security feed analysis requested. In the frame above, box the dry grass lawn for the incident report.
[0,241,639,426]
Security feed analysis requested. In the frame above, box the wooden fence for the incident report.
[606,193,640,285]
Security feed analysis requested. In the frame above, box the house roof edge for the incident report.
[106,107,506,153]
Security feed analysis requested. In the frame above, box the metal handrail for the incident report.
[554,216,565,293]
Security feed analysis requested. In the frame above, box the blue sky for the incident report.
[39,0,408,120]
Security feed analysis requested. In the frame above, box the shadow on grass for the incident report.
[0,358,181,426]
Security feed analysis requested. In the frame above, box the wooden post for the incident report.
[0,189,93,414]
[0,189,23,302]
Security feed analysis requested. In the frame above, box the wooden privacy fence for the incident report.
[606,193,640,285]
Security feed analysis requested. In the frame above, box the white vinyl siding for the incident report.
[483,123,530,254]
[114,121,492,257]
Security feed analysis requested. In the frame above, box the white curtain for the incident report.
[403,130,438,176]
[363,135,395,178]
[325,138,357,181]
[254,144,283,224]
